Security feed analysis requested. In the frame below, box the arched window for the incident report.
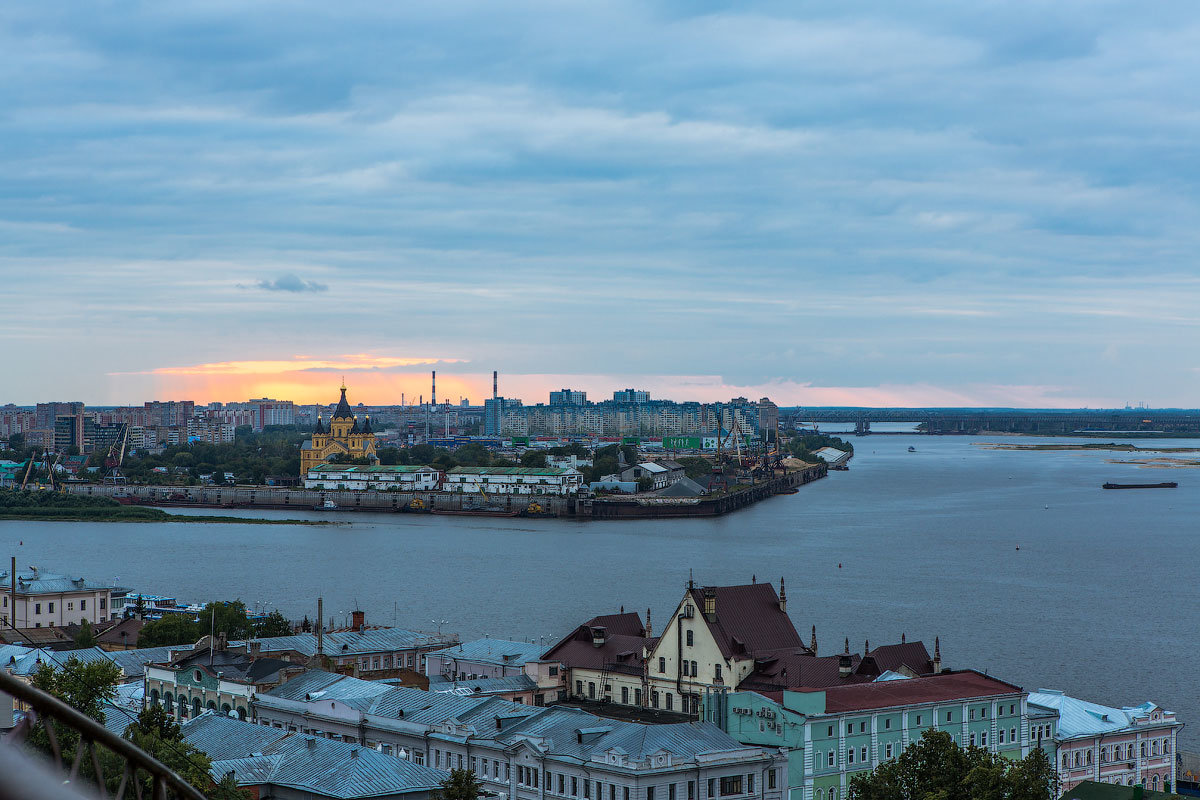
[1164,740,1171,754]
[192,698,201,717]
[237,706,248,720]
[150,689,160,707]
[1100,747,1107,763]
[1062,754,1069,770]
[1073,752,1081,768]
[221,703,231,715]
[207,700,217,711]
[1152,741,1159,756]
[163,693,174,714]
[1141,742,1147,758]
[1086,750,1092,765]
[1152,775,1160,789]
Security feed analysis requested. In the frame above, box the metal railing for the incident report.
[0,669,207,800]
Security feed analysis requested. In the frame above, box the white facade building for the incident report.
[0,567,119,628]
[304,464,441,491]
[445,466,582,495]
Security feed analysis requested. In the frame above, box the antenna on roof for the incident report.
[688,569,694,590]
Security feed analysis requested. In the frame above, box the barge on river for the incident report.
[1102,482,1178,489]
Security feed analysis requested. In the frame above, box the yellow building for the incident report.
[299,385,377,475]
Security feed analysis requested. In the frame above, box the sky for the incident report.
[2,1,1199,408]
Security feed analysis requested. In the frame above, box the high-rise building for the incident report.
[549,389,587,406]
[613,389,650,403]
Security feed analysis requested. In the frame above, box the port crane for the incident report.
[102,423,130,484]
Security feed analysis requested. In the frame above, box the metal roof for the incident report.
[185,714,450,799]
[1027,690,1178,739]
[0,568,117,595]
[228,628,455,658]
[447,466,574,476]
[431,674,536,696]
[427,638,545,668]
[309,465,434,474]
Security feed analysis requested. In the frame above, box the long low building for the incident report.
[445,466,583,495]
[305,464,441,491]
[250,670,787,800]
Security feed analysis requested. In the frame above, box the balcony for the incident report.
[1,670,206,800]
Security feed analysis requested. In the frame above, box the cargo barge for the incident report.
[1102,482,1178,489]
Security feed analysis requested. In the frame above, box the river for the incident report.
[4,433,1197,745]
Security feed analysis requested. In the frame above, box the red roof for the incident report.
[739,640,936,692]
[818,671,1023,713]
[687,583,804,660]
[542,611,652,676]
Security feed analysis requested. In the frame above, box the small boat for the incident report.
[908,446,916,453]
[313,498,339,510]
[1102,482,1177,490]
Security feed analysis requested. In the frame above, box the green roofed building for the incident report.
[304,464,441,491]
[1059,781,1187,800]
[445,466,582,495]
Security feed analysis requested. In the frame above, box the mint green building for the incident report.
[704,670,1030,800]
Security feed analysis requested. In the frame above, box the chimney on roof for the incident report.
[591,627,607,648]
[351,610,365,632]
[645,608,652,638]
[839,639,852,679]
[249,640,261,658]
[810,626,817,656]
[702,587,717,621]
[217,632,227,652]
[865,639,870,655]
[933,636,942,673]
[307,737,316,749]
[778,577,787,613]
[901,632,906,644]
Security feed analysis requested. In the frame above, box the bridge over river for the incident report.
[782,408,1200,435]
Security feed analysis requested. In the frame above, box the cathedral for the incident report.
[299,384,378,475]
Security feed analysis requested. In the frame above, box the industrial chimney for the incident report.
[493,371,498,400]
[432,371,437,407]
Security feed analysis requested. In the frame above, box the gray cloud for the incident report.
[253,275,328,293]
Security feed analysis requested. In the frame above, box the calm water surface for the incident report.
[4,434,1197,744]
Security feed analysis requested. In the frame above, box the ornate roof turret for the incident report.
[314,416,325,434]
[350,416,361,434]
[361,415,372,434]
[332,385,354,419]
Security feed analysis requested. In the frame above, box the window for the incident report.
[1073,752,1081,768]
[577,680,584,696]
[687,630,694,646]
[660,657,667,673]
[35,603,41,614]
[666,693,673,711]
[1010,727,1016,743]
[585,779,592,798]
[827,751,835,767]
[767,771,775,790]
[946,711,953,723]
[560,775,566,794]
[847,748,854,765]
[622,687,630,704]
[100,598,106,609]
[670,784,677,800]
[860,747,867,762]
[80,599,86,610]
[626,789,630,800]
[884,718,891,730]
[981,731,987,747]
[644,789,651,800]
[981,707,987,718]
[969,709,975,721]
[828,725,834,737]
[708,779,715,798]
[1086,750,1092,765]
[1141,742,1147,758]
[690,660,698,676]
[589,682,596,699]
[435,749,441,767]
[573,777,579,796]
[719,776,743,796]
[746,775,753,794]
[885,743,893,759]
[1062,754,1069,770]
[715,664,722,681]
[550,666,559,676]
[651,691,660,708]
[859,721,866,733]
[1153,741,1160,756]
[1009,704,1015,715]
[999,729,1006,744]
[915,714,923,726]
[969,733,976,747]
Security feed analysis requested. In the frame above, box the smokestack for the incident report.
[493,371,498,400]
[432,371,436,407]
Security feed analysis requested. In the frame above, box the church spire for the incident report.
[333,385,354,419]
[314,415,325,434]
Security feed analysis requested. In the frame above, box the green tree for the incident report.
[435,768,483,800]
[27,656,123,762]
[637,476,654,493]
[120,704,251,798]
[848,729,1056,800]
[255,610,293,638]
[8,432,25,450]
[520,450,548,468]
[199,600,255,641]
[74,619,96,648]
[139,614,202,649]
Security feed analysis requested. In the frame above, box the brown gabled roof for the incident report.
[585,612,645,638]
[738,640,937,692]
[94,618,144,647]
[687,583,803,660]
[541,615,654,677]
[819,670,1023,712]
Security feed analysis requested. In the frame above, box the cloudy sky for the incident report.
[3,1,1199,407]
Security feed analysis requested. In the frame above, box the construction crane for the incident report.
[103,423,130,485]
[19,456,36,490]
